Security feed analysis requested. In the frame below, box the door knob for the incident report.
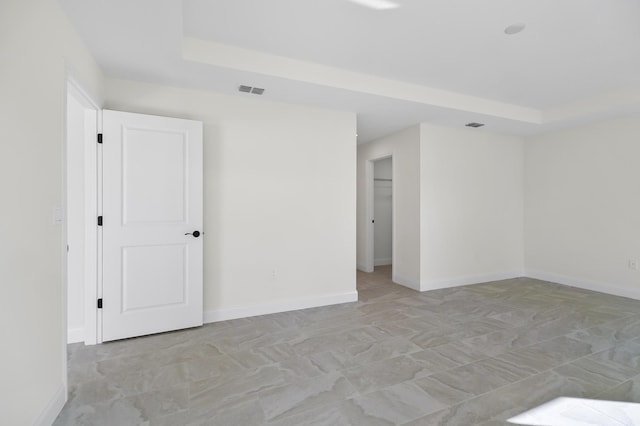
[185,231,201,238]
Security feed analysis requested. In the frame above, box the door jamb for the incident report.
[65,71,101,346]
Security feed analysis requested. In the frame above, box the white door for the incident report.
[102,110,203,342]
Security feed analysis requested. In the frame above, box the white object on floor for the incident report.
[508,397,640,426]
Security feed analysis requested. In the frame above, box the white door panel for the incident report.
[121,244,187,311]
[102,110,203,342]
[122,128,187,224]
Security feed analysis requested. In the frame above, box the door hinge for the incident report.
[97,133,103,144]
[97,216,103,226]
[97,298,103,309]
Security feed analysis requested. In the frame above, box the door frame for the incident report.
[65,71,101,346]
[365,154,395,274]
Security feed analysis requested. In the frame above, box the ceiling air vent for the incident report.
[238,85,265,95]
[465,122,485,128]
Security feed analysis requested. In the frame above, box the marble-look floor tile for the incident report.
[597,373,640,403]
[585,300,640,318]
[601,315,640,340]
[290,327,383,355]
[458,327,537,357]
[214,327,304,353]
[567,308,630,330]
[428,340,490,365]
[152,396,265,426]
[405,370,598,426]
[409,327,465,350]
[258,372,355,422]
[511,318,579,346]
[554,357,637,393]
[67,361,104,385]
[493,348,558,374]
[515,336,595,366]
[444,303,515,323]
[185,353,246,381]
[274,355,328,379]
[360,309,416,325]
[306,349,359,373]
[55,385,188,426]
[346,382,446,425]
[266,403,352,426]
[400,400,490,426]
[484,369,617,413]
[57,267,640,426]
[447,318,508,339]
[408,349,462,374]
[68,362,190,407]
[566,325,626,352]
[477,420,512,426]
[129,385,189,420]
[486,308,539,328]
[54,397,149,426]
[418,357,531,401]
[346,337,423,365]
[188,365,295,416]
[343,355,428,394]
[588,339,640,372]
[258,343,299,361]
[224,348,278,370]
[413,375,473,406]
[380,316,451,336]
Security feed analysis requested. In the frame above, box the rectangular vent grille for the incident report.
[465,122,485,128]
[238,85,265,95]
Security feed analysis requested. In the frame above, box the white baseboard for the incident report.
[393,274,420,291]
[374,258,392,267]
[34,383,66,426]
[204,291,359,323]
[67,327,84,344]
[525,269,640,301]
[421,271,524,292]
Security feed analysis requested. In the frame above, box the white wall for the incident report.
[103,78,357,320]
[420,124,524,290]
[357,126,421,289]
[66,93,86,342]
[374,156,393,179]
[525,114,640,299]
[0,0,103,424]
[374,158,393,266]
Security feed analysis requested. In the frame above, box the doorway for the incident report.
[373,157,393,269]
[65,81,204,346]
[365,155,394,279]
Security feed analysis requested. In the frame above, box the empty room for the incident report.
[3,0,640,425]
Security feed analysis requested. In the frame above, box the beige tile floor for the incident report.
[55,266,640,425]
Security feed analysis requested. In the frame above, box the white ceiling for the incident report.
[59,0,640,142]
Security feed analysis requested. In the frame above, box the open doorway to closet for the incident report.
[358,154,395,292]
[373,157,393,270]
